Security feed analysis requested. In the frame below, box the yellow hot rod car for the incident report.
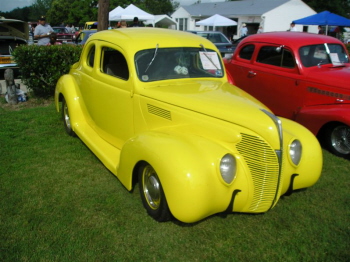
[55,28,322,223]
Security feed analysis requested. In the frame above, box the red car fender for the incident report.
[295,104,350,135]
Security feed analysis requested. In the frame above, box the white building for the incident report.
[172,0,317,39]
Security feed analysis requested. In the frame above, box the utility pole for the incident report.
[97,0,110,31]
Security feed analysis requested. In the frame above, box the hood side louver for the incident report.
[147,104,172,121]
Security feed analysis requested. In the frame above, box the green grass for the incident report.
[1,100,349,261]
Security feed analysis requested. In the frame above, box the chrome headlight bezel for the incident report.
[219,153,237,184]
[289,139,302,166]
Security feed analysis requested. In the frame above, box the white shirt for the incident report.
[34,24,53,45]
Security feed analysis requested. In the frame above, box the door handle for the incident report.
[248,71,256,78]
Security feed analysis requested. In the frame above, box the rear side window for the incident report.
[257,46,295,68]
[101,47,129,80]
[239,44,255,60]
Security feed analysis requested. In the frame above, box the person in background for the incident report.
[130,17,144,27]
[318,25,325,34]
[34,16,53,46]
[120,21,127,28]
[46,32,62,45]
[70,24,76,34]
[257,26,263,34]
[289,22,298,32]
[240,23,248,37]
[65,24,72,33]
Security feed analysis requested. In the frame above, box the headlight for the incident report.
[220,154,237,184]
[289,139,302,166]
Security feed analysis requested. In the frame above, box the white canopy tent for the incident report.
[196,14,237,30]
[109,6,124,21]
[109,4,155,23]
[145,15,178,29]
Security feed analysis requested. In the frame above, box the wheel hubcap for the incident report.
[64,104,71,130]
[331,125,350,155]
[143,166,161,209]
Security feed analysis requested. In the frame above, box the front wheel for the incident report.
[323,124,350,159]
[138,163,172,222]
[62,97,76,137]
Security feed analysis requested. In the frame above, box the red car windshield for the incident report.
[299,43,349,67]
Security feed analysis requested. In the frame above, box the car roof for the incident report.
[241,32,343,47]
[88,28,217,52]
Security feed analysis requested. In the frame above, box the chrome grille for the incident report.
[236,133,280,212]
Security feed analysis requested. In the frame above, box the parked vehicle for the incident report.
[84,21,97,30]
[73,30,97,45]
[0,17,28,79]
[52,26,75,43]
[224,32,350,159]
[188,31,234,58]
[55,28,322,223]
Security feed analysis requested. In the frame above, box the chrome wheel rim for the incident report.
[331,125,350,155]
[63,103,72,130]
[143,166,160,210]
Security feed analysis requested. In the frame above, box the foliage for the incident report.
[0,103,349,261]
[12,44,83,97]
[303,0,350,18]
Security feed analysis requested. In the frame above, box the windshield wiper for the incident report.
[144,44,159,73]
[200,44,219,70]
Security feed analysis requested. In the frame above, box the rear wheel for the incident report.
[323,124,350,159]
[62,97,76,137]
[138,163,172,222]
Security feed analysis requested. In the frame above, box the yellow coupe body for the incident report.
[55,28,322,223]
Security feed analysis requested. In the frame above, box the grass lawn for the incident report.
[1,98,349,261]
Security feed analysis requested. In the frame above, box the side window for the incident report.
[101,47,129,80]
[87,46,95,67]
[257,46,295,68]
[239,44,255,60]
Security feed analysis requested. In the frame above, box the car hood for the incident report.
[306,65,350,90]
[141,80,279,142]
[0,18,28,41]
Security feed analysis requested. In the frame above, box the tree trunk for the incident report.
[98,0,110,31]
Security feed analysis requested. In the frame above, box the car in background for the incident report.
[73,29,97,45]
[188,31,234,58]
[52,26,75,43]
[84,21,97,30]
[0,17,28,79]
[55,28,322,223]
[225,31,350,159]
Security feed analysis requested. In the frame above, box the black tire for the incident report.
[323,123,350,159]
[62,97,76,137]
[138,163,172,222]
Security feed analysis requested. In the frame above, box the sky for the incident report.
[0,0,225,13]
[1,0,34,12]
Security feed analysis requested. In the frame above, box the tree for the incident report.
[303,0,350,18]
[98,0,110,31]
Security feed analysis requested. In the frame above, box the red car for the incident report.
[224,32,350,159]
[52,26,75,43]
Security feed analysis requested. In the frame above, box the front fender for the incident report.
[54,74,84,133]
[280,117,323,194]
[117,130,248,223]
[295,104,350,135]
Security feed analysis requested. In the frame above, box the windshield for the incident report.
[196,32,231,44]
[135,47,224,82]
[299,43,349,67]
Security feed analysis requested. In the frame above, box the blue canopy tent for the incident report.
[293,11,350,35]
